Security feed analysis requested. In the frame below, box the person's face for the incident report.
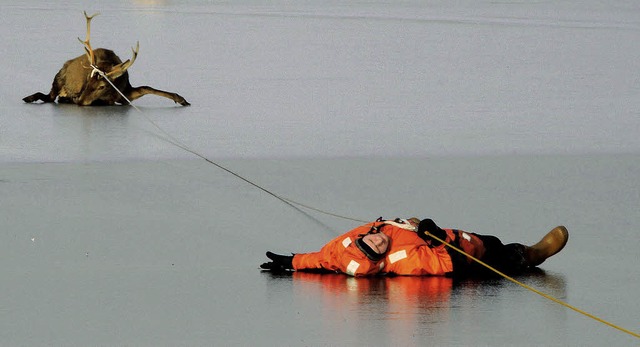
[362,232,390,255]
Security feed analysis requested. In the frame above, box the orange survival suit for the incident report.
[292,220,481,277]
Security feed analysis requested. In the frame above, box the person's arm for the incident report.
[293,237,383,277]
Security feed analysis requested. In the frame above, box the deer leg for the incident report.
[23,87,60,103]
[57,97,75,104]
[126,86,190,106]
[23,92,54,103]
[23,73,64,103]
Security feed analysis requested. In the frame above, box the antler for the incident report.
[78,11,100,67]
[106,41,139,79]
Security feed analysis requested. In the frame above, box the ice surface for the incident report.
[1,1,639,345]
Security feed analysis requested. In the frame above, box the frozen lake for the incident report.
[1,1,639,346]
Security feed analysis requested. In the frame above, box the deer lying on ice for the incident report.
[23,12,190,106]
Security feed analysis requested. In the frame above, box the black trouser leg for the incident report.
[448,234,528,278]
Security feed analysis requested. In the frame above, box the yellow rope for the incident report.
[425,231,640,339]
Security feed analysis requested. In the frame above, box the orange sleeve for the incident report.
[292,240,342,272]
[292,223,384,276]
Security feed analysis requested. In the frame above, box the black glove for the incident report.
[417,219,447,247]
[260,251,294,272]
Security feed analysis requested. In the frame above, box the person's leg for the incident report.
[469,234,528,277]
[443,232,521,278]
[467,226,569,277]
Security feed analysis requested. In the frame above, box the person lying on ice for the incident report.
[260,218,569,278]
